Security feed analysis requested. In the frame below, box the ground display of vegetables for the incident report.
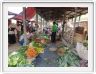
[8,33,87,67]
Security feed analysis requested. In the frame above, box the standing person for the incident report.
[8,20,17,44]
[16,21,21,42]
[51,21,58,43]
[29,22,35,33]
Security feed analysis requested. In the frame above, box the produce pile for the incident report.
[34,34,49,45]
[83,40,88,49]
[8,33,81,67]
[56,46,81,67]
[8,34,49,67]
[8,43,45,67]
[8,46,31,67]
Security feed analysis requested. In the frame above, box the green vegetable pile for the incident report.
[8,51,27,67]
[31,41,43,48]
[29,41,45,54]
[38,34,49,40]
[56,47,80,67]
[83,40,88,48]
[8,46,34,67]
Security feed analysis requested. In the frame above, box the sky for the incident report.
[8,7,23,14]
[8,7,23,19]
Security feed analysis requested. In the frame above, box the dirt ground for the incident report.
[8,43,20,54]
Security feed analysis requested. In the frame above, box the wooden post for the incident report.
[36,13,38,25]
[41,17,43,32]
[62,15,65,37]
[62,14,65,37]
[45,20,47,27]
[78,15,81,26]
[23,7,27,45]
[36,13,38,31]
[43,19,44,28]
[72,8,77,44]
[72,18,73,22]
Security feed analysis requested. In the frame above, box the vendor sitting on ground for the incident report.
[19,32,25,46]
[19,30,35,46]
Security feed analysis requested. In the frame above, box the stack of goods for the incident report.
[74,33,84,43]
[34,33,50,45]
[75,27,84,34]
[29,41,45,54]
[8,46,34,67]
[8,33,49,67]
[56,45,69,56]
[56,46,80,67]
[75,42,88,61]
[74,27,85,43]
[8,39,46,67]
[25,44,37,65]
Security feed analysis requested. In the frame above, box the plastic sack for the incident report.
[75,42,88,60]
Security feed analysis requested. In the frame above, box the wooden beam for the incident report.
[36,7,88,21]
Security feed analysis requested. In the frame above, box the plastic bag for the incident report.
[75,42,88,60]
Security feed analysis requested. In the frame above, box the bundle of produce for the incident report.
[40,38,47,44]
[83,40,88,48]
[39,33,49,40]
[18,46,28,55]
[35,33,50,44]
[34,38,41,43]
[29,41,44,54]
[35,47,44,53]
[29,41,44,48]
[8,51,27,67]
[25,45,37,64]
[56,46,69,56]
[25,46,37,58]
[56,49,80,67]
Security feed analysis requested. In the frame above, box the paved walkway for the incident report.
[34,43,59,67]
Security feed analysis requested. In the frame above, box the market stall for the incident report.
[8,7,88,67]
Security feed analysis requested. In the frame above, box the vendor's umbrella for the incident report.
[11,7,36,20]
[11,15,23,20]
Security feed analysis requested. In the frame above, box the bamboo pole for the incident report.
[23,7,27,45]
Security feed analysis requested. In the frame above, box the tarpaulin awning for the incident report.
[11,7,36,20]
[8,11,17,15]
